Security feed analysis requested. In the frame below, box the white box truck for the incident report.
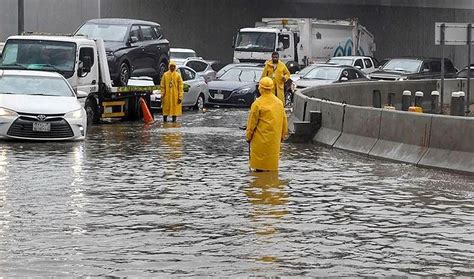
[233,18,376,72]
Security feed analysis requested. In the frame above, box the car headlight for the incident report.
[65,108,85,119]
[290,82,296,92]
[233,57,240,63]
[235,87,253,94]
[0,107,18,117]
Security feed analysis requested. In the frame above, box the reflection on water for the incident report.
[0,109,473,277]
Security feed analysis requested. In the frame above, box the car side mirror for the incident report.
[422,68,430,73]
[76,90,88,98]
[129,36,139,44]
[355,66,362,70]
[340,77,349,82]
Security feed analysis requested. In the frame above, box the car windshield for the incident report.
[303,67,342,80]
[76,23,128,42]
[0,40,76,78]
[382,59,422,73]
[328,58,353,66]
[296,65,318,76]
[0,75,74,97]
[235,32,276,52]
[219,68,262,82]
[171,51,196,59]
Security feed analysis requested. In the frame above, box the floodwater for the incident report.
[0,109,473,277]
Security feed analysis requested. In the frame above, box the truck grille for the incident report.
[7,117,74,139]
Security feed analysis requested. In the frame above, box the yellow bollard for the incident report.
[408,106,423,113]
[383,105,396,110]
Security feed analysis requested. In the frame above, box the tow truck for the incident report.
[0,33,157,125]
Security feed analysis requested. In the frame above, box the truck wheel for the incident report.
[126,96,141,121]
[85,98,100,126]
[194,94,205,111]
[117,62,130,86]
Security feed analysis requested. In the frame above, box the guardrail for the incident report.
[292,80,474,175]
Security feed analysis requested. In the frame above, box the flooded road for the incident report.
[0,109,473,277]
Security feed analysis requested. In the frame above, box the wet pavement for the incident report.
[0,108,473,277]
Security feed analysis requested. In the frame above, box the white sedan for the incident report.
[0,70,87,141]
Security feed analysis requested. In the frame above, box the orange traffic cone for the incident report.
[139,97,154,124]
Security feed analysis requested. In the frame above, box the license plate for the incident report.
[214,93,224,100]
[33,122,51,132]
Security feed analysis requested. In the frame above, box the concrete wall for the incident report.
[293,88,474,175]
[1,0,474,66]
[0,0,98,40]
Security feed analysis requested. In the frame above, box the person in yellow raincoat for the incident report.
[246,77,288,172]
[160,60,183,122]
[261,52,291,104]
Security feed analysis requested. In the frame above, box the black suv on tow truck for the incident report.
[76,18,170,86]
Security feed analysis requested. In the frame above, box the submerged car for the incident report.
[369,57,457,80]
[295,64,368,89]
[207,65,262,107]
[75,18,170,86]
[128,66,209,111]
[0,70,87,140]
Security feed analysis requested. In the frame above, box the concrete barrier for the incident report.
[369,110,432,164]
[334,105,382,154]
[419,115,474,174]
[304,97,322,121]
[293,90,309,121]
[313,101,345,146]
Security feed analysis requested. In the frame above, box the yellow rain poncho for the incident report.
[160,61,183,117]
[246,77,288,171]
[261,59,290,104]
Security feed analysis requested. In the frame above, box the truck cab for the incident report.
[0,35,101,98]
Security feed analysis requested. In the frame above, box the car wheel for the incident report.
[157,61,167,85]
[194,94,205,111]
[85,98,99,126]
[117,62,130,86]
